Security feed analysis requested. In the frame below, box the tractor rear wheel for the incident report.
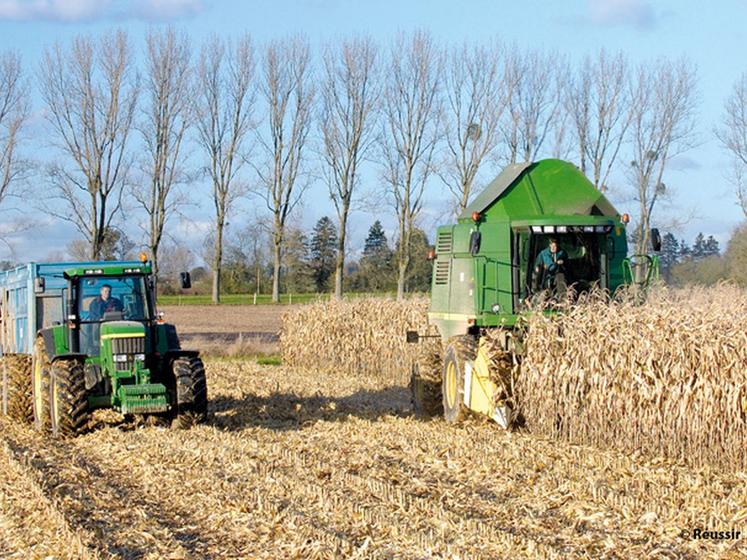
[31,337,50,432]
[410,340,443,418]
[2,355,32,423]
[49,359,89,437]
[442,336,476,424]
[171,357,208,429]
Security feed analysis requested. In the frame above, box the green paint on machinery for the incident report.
[0,259,207,436]
[409,159,661,428]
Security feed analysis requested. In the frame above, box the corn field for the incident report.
[281,286,747,473]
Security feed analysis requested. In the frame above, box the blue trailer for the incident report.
[0,260,207,436]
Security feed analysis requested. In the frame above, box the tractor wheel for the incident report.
[171,357,208,429]
[2,355,33,423]
[442,336,476,424]
[410,340,443,418]
[49,359,89,437]
[31,337,50,432]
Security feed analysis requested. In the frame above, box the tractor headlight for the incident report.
[491,303,501,313]
[134,354,146,362]
[113,354,128,363]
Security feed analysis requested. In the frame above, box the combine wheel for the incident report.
[49,359,89,437]
[410,339,443,418]
[171,356,208,429]
[2,354,33,423]
[31,337,50,432]
[442,336,476,424]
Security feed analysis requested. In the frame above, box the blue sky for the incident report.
[0,0,745,263]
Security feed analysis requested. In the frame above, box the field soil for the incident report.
[0,361,744,559]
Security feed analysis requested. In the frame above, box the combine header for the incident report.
[408,159,660,427]
[0,258,206,436]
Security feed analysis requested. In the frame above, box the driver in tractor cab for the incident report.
[88,284,124,321]
[532,238,568,294]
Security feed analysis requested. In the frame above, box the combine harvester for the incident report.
[408,159,660,427]
[0,257,206,436]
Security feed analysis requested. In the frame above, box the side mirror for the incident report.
[179,272,191,290]
[469,231,481,256]
[650,228,662,252]
[34,277,45,294]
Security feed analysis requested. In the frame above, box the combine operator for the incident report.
[532,237,568,296]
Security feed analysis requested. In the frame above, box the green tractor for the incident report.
[407,159,661,427]
[0,259,207,436]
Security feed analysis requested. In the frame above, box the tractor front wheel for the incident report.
[442,336,476,424]
[49,359,89,437]
[171,357,208,429]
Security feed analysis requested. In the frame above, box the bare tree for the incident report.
[627,58,698,256]
[381,31,442,300]
[566,49,631,189]
[136,29,193,289]
[194,34,255,304]
[716,73,747,218]
[500,48,565,164]
[320,36,379,299]
[0,51,28,211]
[255,36,314,303]
[40,31,139,260]
[441,40,506,214]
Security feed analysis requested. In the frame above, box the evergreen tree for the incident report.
[703,235,720,257]
[403,228,433,292]
[282,228,313,294]
[678,239,691,260]
[308,216,338,292]
[691,233,706,260]
[355,221,394,291]
[658,232,680,281]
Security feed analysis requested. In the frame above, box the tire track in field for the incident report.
[0,428,99,560]
[0,422,207,559]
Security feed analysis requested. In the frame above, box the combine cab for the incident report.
[0,259,206,436]
[408,159,660,427]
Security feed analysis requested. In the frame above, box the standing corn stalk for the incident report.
[137,29,193,290]
[440,40,506,215]
[40,31,139,260]
[627,58,697,257]
[255,36,314,304]
[320,36,379,299]
[194,34,255,304]
[381,31,442,300]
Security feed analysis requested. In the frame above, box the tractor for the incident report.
[407,159,661,427]
[0,258,206,436]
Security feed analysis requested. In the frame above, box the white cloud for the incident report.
[588,0,656,28]
[0,0,202,22]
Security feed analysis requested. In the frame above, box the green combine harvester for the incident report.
[408,159,660,427]
[0,258,206,436]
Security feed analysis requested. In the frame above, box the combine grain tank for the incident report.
[0,259,206,436]
[408,159,661,427]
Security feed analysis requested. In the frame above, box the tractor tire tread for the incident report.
[172,357,208,429]
[51,360,89,437]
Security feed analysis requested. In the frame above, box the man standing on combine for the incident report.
[533,238,568,294]
[88,284,124,320]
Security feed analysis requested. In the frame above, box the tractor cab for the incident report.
[73,272,153,357]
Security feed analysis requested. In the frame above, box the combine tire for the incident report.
[410,341,443,418]
[171,357,208,429]
[442,336,476,424]
[31,337,50,432]
[49,359,89,437]
[2,355,32,423]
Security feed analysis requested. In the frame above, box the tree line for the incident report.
[0,30,745,300]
